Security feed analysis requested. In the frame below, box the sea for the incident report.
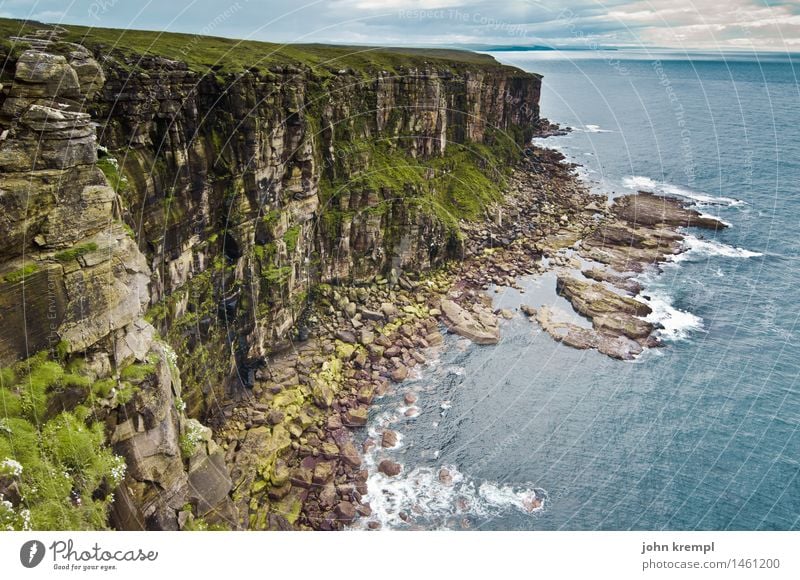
[358,49,800,530]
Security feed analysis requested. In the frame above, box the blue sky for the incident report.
[1,0,798,51]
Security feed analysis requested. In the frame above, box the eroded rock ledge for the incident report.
[525,192,728,360]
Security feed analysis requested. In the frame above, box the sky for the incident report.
[1,0,798,51]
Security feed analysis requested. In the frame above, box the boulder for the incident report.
[391,364,409,382]
[335,501,357,522]
[381,430,398,448]
[439,299,500,345]
[335,330,357,344]
[339,442,362,468]
[312,462,336,485]
[425,331,444,346]
[378,459,402,477]
[380,302,398,318]
[438,468,453,485]
[344,407,368,427]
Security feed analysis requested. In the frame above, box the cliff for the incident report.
[0,19,540,529]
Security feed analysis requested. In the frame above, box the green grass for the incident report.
[119,362,156,383]
[0,17,534,77]
[54,242,98,263]
[0,350,126,530]
[3,263,38,284]
[96,157,130,194]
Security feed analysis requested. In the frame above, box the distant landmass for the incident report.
[457,44,556,52]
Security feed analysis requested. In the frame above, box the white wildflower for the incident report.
[109,455,126,486]
[0,458,22,477]
[174,396,186,413]
[163,344,178,368]
[20,509,31,531]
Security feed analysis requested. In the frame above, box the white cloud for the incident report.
[337,0,464,10]
[607,0,800,50]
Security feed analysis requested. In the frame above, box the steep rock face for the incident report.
[0,28,540,530]
[0,46,139,359]
[86,53,539,414]
[0,41,236,530]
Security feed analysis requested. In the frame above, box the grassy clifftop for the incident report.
[0,17,537,76]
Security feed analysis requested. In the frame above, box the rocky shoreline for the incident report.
[212,142,728,530]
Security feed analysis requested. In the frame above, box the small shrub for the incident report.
[20,361,64,422]
[61,374,91,389]
[0,367,15,388]
[283,225,301,253]
[55,340,71,361]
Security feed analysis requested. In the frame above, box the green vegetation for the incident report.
[0,352,126,530]
[90,378,115,400]
[96,156,130,194]
[54,340,70,362]
[0,17,533,77]
[119,221,136,240]
[113,382,138,406]
[118,362,155,383]
[262,265,292,287]
[179,419,206,459]
[283,225,301,253]
[3,263,38,284]
[180,504,229,531]
[261,209,281,229]
[0,18,35,64]
[54,242,98,263]
[320,133,520,234]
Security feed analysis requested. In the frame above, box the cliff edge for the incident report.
[0,19,540,530]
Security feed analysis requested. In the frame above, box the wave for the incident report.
[583,124,613,133]
[361,464,546,529]
[674,234,763,262]
[622,175,746,207]
[637,292,705,341]
[698,212,733,227]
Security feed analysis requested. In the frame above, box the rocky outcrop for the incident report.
[0,47,134,360]
[521,191,728,360]
[0,37,235,530]
[439,298,500,344]
[579,192,726,273]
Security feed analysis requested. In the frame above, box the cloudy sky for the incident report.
[1,0,798,51]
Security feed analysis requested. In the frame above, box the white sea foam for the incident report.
[637,292,705,341]
[361,464,545,529]
[583,124,613,133]
[622,175,657,190]
[674,235,763,262]
[621,175,746,207]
